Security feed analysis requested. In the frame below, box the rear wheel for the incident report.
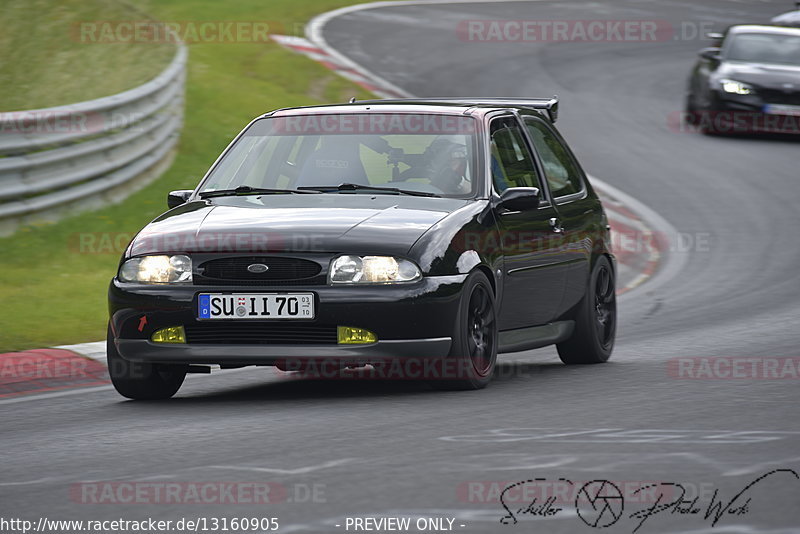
[434,271,498,390]
[557,256,616,364]
[107,325,186,400]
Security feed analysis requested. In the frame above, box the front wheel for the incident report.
[557,256,616,364]
[434,271,498,390]
[684,95,700,126]
[107,325,186,400]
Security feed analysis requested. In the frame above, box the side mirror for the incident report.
[705,32,724,41]
[167,190,193,209]
[699,47,722,62]
[498,187,540,211]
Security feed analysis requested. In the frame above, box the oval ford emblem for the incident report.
[247,263,269,274]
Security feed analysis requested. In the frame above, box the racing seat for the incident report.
[295,138,369,187]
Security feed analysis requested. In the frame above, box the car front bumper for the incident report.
[109,275,466,365]
[705,91,800,134]
[114,338,453,366]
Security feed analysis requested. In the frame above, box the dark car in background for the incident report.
[686,25,800,134]
[107,99,616,399]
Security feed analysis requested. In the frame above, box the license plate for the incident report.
[764,104,800,117]
[198,293,314,320]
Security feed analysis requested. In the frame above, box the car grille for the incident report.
[184,323,337,344]
[760,89,800,106]
[195,256,325,286]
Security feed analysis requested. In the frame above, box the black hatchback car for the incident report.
[108,98,616,399]
[686,25,800,134]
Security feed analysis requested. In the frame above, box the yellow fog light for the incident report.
[337,326,377,344]
[151,326,186,344]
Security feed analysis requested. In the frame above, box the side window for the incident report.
[489,117,541,193]
[524,118,583,199]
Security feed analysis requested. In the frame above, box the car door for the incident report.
[489,115,565,330]
[522,115,594,317]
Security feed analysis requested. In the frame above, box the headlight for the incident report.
[118,255,192,284]
[329,255,421,284]
[720,79,754,95]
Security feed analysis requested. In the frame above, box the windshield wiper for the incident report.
[199,185,321,199]
[298,183,440,198]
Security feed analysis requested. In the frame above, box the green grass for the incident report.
[0,0,175,110]
[0,0,376,351]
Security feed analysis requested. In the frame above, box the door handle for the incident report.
[549,217,564,233]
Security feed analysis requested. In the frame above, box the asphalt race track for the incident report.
[2,1,800,532]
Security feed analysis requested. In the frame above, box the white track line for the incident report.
[589,177,687,297]
[53,341,106,363]
[0,385,115,406]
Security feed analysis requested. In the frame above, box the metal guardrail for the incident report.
[0,43,187,235]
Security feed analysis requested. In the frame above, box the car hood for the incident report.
[716,61,800,88]
[128,194,471,257]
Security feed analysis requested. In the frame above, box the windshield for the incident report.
[198,113,480,198]
[725,33,800,66]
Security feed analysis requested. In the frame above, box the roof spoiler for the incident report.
[455,97,560,123]
[349,97,561,122]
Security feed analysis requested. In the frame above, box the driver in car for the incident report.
[431,142,471,194]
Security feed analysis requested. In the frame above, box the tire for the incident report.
[695,104,722,136]
[684,95,699,126]
[107,325,186,400]
[557,256,616,365]
[686,94,723,135]
[434,271,498,390]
